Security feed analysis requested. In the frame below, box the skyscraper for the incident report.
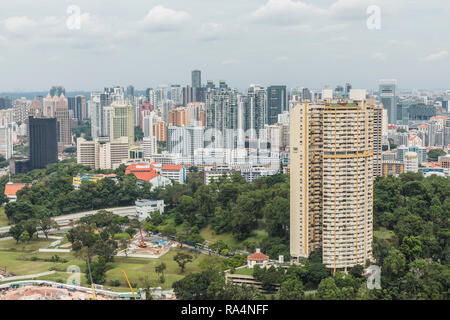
[267,86,287,125]
[240,85,266,138]
[29,116,58,170]
[379,79,398,124]
[205,87,238,148]
[290,95,374,271]
[192,70,201,88]
[111,102,134,144]
[192,70,202,102]
[55,93,72,153]
[127,85,135,99]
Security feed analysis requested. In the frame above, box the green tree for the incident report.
[173,252,193,273]
[279,279,304,300]
[317,278,341,300]
[9,224,24,243]
[19,230,30,243]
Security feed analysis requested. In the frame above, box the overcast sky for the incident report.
[0,0,449,92]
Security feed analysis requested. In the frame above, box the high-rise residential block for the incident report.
[290,96,374,271]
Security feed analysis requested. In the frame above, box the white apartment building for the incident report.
[404,151,419,173]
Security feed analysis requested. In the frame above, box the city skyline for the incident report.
[0,0,449,91]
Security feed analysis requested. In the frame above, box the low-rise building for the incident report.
[4,182,30,202]
[160,165,185,184]
[72,173,117,189]
[135,199,165,221]
[247,249,269,269]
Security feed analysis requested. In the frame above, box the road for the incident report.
[0,206,137,235]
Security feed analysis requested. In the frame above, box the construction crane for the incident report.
[139,227,147,248]
[121,269,137,300]
[86,255,97,300]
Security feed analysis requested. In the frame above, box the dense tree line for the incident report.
[152,172,290,258]
[370,173,449,299]
[2,161,158,223]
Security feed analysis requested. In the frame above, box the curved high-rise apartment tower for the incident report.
[290,97,374,271]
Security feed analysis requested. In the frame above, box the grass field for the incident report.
[232,268,253,276]
[200,226,268,251]
[0,237,203,291]
[0,207,8,227]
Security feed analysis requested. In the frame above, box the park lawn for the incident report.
[0,207,8,227]
[104,249,203,290]
[200,225,268,251]
[232,268,254,276]
[0,238,54,251]
[0,251,57,276]
[200,226,242,250]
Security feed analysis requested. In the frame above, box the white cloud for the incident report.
[248,0,410,27]
[1,13,118,53]
[138,5,191,32]
[222,59,241,65]
[421,50,448,62]
[4,16,37,34]
[249,0,325,26]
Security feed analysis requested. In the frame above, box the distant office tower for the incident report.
[335,85,344,96]
[192,70,201,89]
[345,83,352,95]
[29,116,58,169]
[191,70,202,102]
[205,88,239,148]
[0,96,12,109]
[49,86,65,98]
[67,95,86,122]
[111,102,134,144]
[13,97,31,123]
[290,97,374,271]
[127,85,135,99]
[379,79,398,124]
[302,88,312,102]
[266,86,287,125]
[55,94,72,153]
[0,124,13,159]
